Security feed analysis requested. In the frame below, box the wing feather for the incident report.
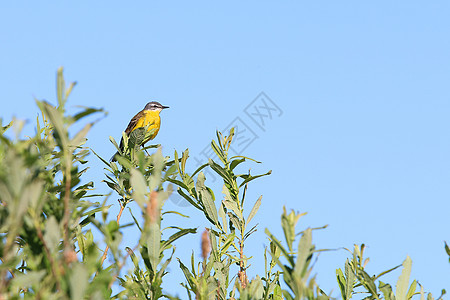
[119,110,145,150]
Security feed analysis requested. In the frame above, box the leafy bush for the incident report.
[0,69,444,299]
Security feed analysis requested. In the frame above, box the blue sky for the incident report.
[1,1,449,297]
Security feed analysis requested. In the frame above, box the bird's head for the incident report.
[144,101,169,112]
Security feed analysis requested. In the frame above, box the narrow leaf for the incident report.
[238,170,272,187]
[196,172,219,226]
[222,200,242,221]
[130,168,147,207]
[147,223,161,271]
[294,228,313,277]
[161,228,197,250]
[396,256,412,300]
[344,259,355,299]
[247,195,262,226]
[336,268,347,300]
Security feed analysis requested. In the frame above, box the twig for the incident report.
[100,201,126,266]
[107,244,138,290]
[62,161,72,251]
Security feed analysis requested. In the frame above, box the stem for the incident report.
[100,202,125,266]
[238,238,247,289]
[62,160,72,251]
[107,244,137,289]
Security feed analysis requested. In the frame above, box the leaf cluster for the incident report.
[0,69,442,300]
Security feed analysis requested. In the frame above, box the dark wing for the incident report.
[125,110,145,135]
[119,109,145,151]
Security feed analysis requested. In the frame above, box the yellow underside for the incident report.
[131,110,161,142]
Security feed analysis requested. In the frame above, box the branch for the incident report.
[100,201,126,266]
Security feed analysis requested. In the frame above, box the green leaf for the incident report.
[147,223,161,271]
[128,207,143,232]
[180,149,189,173]
[230,155,261,163]
[176,188,202,210]
[336,268,347,300]
[420,284,425,300]
[39,101,68,149]
[65,79,76,101]
[208,159,233,185]
[130,168,147,207]
[196,172,219,226]
[162,210,190,218]
[222,199,242,221]
[149,148,164,190]
[379,281,394,300]
[281,208,306,252]
[273,284,283,300]
[407,280,417,300]
[243,223,258,241]
[229,157,246,171]
[445,242,450,263]
[437,289,446,300]
[265,228,295,268]
[1,120,12,133]
[44,216,61,252]
[209,230,218,258]
[211,140,227,165]
[374,264,402,280]
[178,258,196,290]
[174,150,181,173]
[57,67,66,109]
[396,256,412,300]
[228,212,242,233]
[192,163,209,177]
[76,227,87,259]
[247,195,262,226]
[72,107,104,122]
[91,148,112,167]
[248,276,264,299]
[109,136,121,152]
[222,183,236,202]
[166,178,189,191]
[71,122,93,147]
[219,233,235,255]
[360,270,378,297]
[218,203,227,233]
[161,228,197,251]
[294,228,312,277]
[344,259,355,299]
[10,270,46,290]
[238,170,272,188]
[70,263,88,300]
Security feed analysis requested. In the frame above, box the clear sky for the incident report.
[1,1,449,297]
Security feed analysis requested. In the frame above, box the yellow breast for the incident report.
[132,110,161,141]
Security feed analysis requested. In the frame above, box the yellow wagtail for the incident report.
[111,101,169,161]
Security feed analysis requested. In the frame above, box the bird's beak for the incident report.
[162,105,169,109]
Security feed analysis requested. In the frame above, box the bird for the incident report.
[110,101,169,162]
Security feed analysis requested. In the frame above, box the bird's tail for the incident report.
[110,151,119,162]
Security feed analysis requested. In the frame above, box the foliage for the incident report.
[0,69,443,299]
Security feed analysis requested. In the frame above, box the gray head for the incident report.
[144,101,169,112]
